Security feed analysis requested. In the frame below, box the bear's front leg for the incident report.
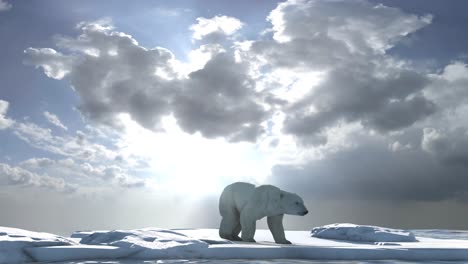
[240,212,256,242]
[267,214,291,244]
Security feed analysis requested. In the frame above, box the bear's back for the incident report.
[226,182,256,211]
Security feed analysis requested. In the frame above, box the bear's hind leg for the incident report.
[232,222,242,241]
[219,208,240,241]
[219,217,233,240]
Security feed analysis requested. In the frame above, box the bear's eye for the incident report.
[295,202,299,205]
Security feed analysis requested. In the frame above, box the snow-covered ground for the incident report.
[2,224,468,263]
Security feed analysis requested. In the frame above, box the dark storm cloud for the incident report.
[422,128,468,167]
[282,67,435,144]
[366,96,436,132]
[269,132,468,202]
[174,53,268,142]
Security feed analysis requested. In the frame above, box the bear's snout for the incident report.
[301,210,308,216]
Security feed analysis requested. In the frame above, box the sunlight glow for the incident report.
[116,114,272,196]
[115,104,357,197]
[261,69,326,104]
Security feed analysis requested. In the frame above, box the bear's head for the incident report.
[280,192,308,216]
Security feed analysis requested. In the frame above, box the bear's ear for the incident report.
[280,192,284,199]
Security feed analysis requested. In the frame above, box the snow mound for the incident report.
[311,223,417,242]
[74,228,209,259]
[0,226,76,264]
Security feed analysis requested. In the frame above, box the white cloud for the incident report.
[389,141,412,152]
[44,111,68,130]
[190,16,243,42]
[20,157,146,189]
[0,96,149,193]
[20,157,56,168]
[0,163,76,193]
[152,7,190,17]
[426,62,468,108]
[0,0,11,12]
[13,121,117,162]
[245,0,435,145]
[2,108,148,191]
[24,48,74,79]
[267,0,431,52]
[174,44,225,75]
[0,99,14,129]
[25,19,267,142]
[116,174,145,188]
[25,21,179,132]
[14,122,54,144]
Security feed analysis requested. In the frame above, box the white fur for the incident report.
[219,182,308,244]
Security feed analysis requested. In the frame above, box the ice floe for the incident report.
[310,223,417,242]
[2,224,468,263]
[0,226,75,264]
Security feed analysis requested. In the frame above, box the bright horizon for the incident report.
[1,0,468,235]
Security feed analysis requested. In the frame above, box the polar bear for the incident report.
[219,182,308,244]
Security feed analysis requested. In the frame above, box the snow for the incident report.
[310,223,417,242]
[76,229,209,259]
[2,224,468,263]
[0,226,75,264]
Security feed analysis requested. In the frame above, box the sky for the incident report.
[1,0,468,236]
